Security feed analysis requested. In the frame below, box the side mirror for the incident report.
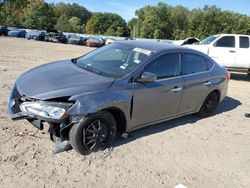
[137,72,157,83]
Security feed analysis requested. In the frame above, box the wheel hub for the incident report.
[204,97,216,113]
[83,119,108,150]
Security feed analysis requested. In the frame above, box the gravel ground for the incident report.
[0,37,250,188]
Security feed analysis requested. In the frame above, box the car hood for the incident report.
[16,60,115,100]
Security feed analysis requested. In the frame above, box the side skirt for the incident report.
[129,110,198,132]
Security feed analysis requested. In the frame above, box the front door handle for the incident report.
[203,81,212,86]
[170,87,182,92]
[229,50,236,53]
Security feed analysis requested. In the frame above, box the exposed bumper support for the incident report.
[53,140,72,154]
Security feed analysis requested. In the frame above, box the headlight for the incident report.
[20,102,72,121]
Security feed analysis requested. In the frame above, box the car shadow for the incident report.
[230,73,250,82]
[114,96,241,148]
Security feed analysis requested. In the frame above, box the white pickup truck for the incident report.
[186,34,250,76]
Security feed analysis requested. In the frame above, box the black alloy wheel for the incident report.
[69,111,117,155]
[83,119,109,150]
[198,92,219,118]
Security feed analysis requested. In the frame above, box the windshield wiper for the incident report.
[79,65,103,76]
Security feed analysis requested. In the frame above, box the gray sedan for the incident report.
[8,41,229,155]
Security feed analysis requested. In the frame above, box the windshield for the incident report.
[201,35,219,45]
[74,43,152,78]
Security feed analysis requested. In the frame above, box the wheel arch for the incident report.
[68,89,133,134]
[103,107,127,134]
[212,89,221,103]
[198,89,221,113]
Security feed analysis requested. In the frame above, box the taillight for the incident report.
[226,71,230,81]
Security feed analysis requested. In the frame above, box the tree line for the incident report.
[1,1,250,39]
[129,2,250,40]
[0,0,129,36]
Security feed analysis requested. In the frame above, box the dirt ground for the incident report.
[0,37,250,188]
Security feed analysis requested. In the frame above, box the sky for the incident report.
[45,0,250,21]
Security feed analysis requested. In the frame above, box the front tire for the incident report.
[198,92,219,118]
[69,111,117,155]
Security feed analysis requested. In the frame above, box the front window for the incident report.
[74,43,152,78]
[144,53,180,80]
[214,36,235,48]
[201,35,219,45]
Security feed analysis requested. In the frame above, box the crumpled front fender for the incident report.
[68,90,133,120]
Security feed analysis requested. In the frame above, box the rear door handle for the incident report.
[170,87,182,92]
[203,81,212,86]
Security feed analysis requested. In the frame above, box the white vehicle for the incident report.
[105,38,116,45]
[186,34,250,76]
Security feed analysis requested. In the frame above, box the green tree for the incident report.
[24,0,56,29]
[133,2,174,39]
[85,12,129,36]
[127,18,137,37]
[171,6,189,39]
[85,13,104,34]
[0,0,29,26]
[54,2,91,26]
[2,1,250,38]
[55,14,71,32]
[187,6,222,39]
[69,16,81,33]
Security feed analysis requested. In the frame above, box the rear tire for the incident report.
[198,92,219,118]
[69,111,117,155]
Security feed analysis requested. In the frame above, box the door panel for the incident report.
[179,73,211,114]
[132,77,183,127]
[209,36,236,67]
[237,49,250,68]
[236,36,250,68]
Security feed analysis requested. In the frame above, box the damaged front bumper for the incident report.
[8,84,30,120]
[8,85,79,153]
[8,86,42,129]
[8,84,67,128]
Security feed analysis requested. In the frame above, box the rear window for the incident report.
[182,53,208,75]
[240,36,249,48]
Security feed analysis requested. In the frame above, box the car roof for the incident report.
[117,40,185,53]
[212,33,250,37]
